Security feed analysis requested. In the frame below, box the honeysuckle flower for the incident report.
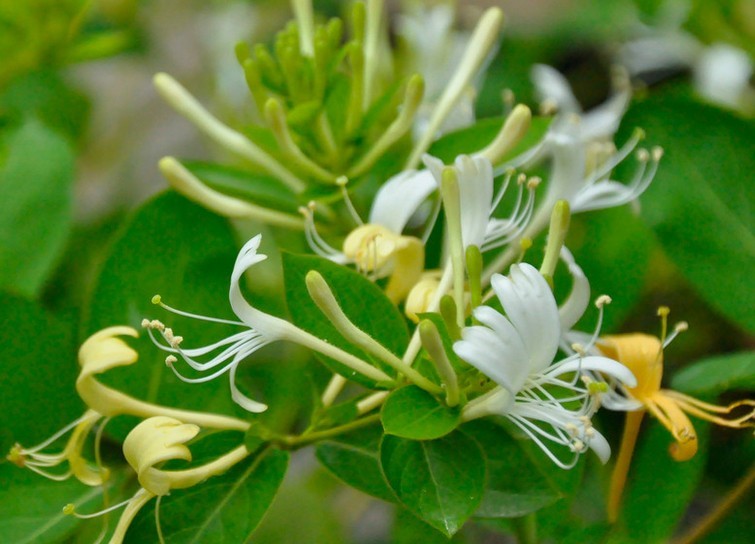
[146,233,392,412]
[7,410,106,486]
[7,327,249,486]
[397,2,477,140]
[598,328,755,462]
[108,416,250,543]
[302,169,437,303]
[531,64,631,143]
[454,262,636,468]
[598,313,755,521]
[425,154,537,252]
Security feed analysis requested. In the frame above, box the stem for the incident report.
[673,463,755,544]
[513,512,538,544]
[608,410,645,522]
[281,413,381,447]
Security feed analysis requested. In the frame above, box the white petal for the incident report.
[531,64,581,113]
[579,90,630,141]
[491,265,560,374]
[229,363,267,412]
[455,155,494,248]
[229,235,290,338]
[587,429,611,464]
[558,247,590,332]
[552,355,637,388]
[570,180,636,213]
[369,169,438,233]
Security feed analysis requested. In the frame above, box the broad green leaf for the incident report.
[671,351,755,396]
[0,293,79,455]
[380,432,486,536]
[0,118,74,298]
[183,161,300,214]
[608,418,709,543]
[566,205,655,333]
[0,464,126,544]
[381,386,460,440]
[126,448,289,543]
[0,71,90,142]
[85,191,242,439]
[621,96,755,333]
[428,116,551,164]
[465,421,561,518]
[282,252,408,386]
[315,425,394,502]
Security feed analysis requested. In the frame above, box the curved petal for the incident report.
[456,306,530,394]
[369,169,438,233]
[491,265,560,374]
[455,154,494,248]
[551,355,638,388]
[579,90,630,141]
[558,247,590,332]
[531,64,581,113]
[586,428,611,464]
[228,235,290,338]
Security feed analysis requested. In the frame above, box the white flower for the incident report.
[302,169,436,302]
[146,235,291,413]
[532,64,631,143]
[146,234,391,411]
[454,262,636,468]
[424,154,537,252]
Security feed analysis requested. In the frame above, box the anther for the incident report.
[595,294,612,308]
[517,173,527,185]
[571,343,586,356]
[636,148,650,162]
[526,176,541,190]
[165,355,177,366]
[675,321,689,333]
[141,319,150,328]
[651,146,664,161]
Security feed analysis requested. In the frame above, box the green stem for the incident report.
[280,413,381,448]
[513,512,538,544]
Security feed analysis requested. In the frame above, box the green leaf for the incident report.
[621,96,755,333]
[126,448,289,543]
[316,425,395,502]
[609,418,709,543]
[183,160,300,215]
[381,386,460,440]
[0,118,74,298]
[380,432,486,536]
[0,464,125,544]
[0,293,79,455]
[671,351,755,396]
[282,252,408,386]
[85,191,242,440]
[0,71,90,142]
[566,205,655,333]
[428,116,551,165]
[465,420,561,518]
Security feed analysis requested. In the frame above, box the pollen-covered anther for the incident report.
[569,439,586,453]
[675,321,689,333]
[141,319,150,328]
[169,335,183,348]
[7,444,25,467]
[526,176,542,190]
[636,148,650,162]
[516,173,527,185]
[595,294,612,308]
[539,98,558,116]
[565,423,579,436]
[571,343,586,356]
[652,146,664,161]
[165,355,178,366]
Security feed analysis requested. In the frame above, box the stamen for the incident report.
[336,176,364,226]
[64,496,134,519]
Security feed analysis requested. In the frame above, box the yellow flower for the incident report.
[598,332,754,462]
[599,309,755,522]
